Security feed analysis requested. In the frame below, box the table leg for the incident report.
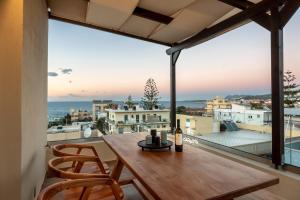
[111,159,124,181]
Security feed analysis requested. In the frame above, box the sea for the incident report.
[48,100,206,121]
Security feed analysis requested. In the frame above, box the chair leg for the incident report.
[111,159,124,181]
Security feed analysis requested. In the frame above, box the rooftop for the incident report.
[198,130,271,147]
[106,108,170,113]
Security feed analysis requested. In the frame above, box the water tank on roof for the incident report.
[83,127,92,138]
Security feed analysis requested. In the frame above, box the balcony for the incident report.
[1,0,300,200]
[42,133,300,200]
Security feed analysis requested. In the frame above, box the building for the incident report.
[205,96,231,115]
[92,100,113,121]
[176,114,215,136]
[182,108,206,116]
[106,106,170,134]
[214,104,272,126]
[70,109,92,122]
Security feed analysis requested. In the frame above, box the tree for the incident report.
[284,70,300,108]
[141,78,160,110]
[63,114,71,125]
[96,117,108,134]
[125,95,134,108]
[250,102,264,110]
[108,103,118,109]
[176,106,186,114]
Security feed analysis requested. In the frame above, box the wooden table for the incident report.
[103,134,279,200]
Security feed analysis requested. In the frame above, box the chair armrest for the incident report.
[48,155,109,179]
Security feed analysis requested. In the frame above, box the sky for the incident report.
[48,10,300,102]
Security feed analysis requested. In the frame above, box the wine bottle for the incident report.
[175,119,183,152]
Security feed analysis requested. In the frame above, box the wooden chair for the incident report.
[52,143,110,174]
[38,178,124,200]
[48,155,110,179]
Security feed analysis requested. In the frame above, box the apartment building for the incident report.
[92,100,112,121]
[205,96,231,115]
[106,106,170,134]
[70,109,92,122]
[214,104,272,126]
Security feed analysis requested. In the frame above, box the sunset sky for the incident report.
[48,10,300,101]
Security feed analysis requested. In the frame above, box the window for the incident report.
[136,115,139,123]
[124,115,128,122]
[142,115,146,122]
[118,128,124,134]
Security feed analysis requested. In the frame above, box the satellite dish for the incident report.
[83,127,92,138]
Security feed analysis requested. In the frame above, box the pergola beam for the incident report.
[280,0,300,28]
[133,7,173,24]
[219,0,271,30]
[219,0,252,9]
[166,0,274,55]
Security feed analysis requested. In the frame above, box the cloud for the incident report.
[48,72,58,77]
[67,93,82,97]
[60,68,72,75]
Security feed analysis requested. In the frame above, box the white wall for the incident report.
[0,0,48,199]
[0,1,23,199]
[214,108,270,126]
[21,1,48,199]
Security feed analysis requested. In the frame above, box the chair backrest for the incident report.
[38,178,124,200]
[51,143,109,172]
[48,155,109,179]
[52,143,99,157]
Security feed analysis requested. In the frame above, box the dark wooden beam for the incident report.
[48,14,171,47]
[219,0,271,30]
[133,7,173,24]
[170,50,181,133]
[280,0,300,28]
[270,1,284,168]
[166,0,274,55]
[219,0,253,10]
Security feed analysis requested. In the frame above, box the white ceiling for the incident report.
[47,0,263,45]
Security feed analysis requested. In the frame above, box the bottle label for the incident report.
[175,134,182,145]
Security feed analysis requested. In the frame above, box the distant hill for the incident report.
[225,94,271,100]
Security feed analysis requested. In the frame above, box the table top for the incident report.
[103,133,279,200]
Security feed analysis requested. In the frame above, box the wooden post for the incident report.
[170,51,181,133]
[271,1,284,168]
